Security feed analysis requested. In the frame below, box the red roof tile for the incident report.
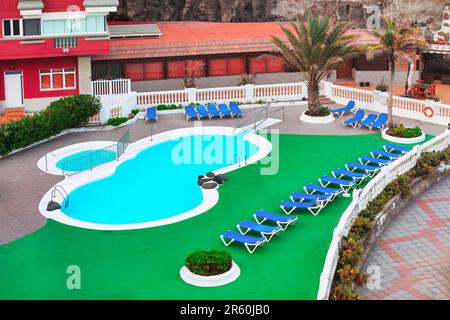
[93,21,378,61]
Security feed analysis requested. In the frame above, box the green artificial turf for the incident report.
[0,133,431,299]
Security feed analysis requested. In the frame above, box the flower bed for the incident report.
[300,106,334,124]
[185,250,232,276]
[180,250,240,287]
[382,126,426,144]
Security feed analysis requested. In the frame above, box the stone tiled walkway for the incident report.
[359,176,450,300]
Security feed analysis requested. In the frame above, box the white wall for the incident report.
[354,70,420,86]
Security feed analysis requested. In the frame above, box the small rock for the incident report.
[201,181,219,189]
[47,200,61,211]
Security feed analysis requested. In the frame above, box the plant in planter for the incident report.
[375,83,388,92]
[271,15,360,117]
[185,250,232,276]
[386,125,422,139]
[238,73,256,86]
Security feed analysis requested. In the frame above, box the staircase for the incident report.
[319,96,336,106]
[0,107,25,124]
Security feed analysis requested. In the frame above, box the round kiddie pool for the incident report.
[37,141,117,175]
[39,127,272,230]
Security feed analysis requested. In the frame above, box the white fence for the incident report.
[90,78,450,126]
[136,82,308,106]
[322,81,450,126]
[89,92,137,124]
[316,130,450,300]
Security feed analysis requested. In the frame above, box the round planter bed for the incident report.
[381,128,426,144]
[180,261,241,287]
[300,111,335,124]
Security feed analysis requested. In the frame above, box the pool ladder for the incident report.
[51,185,70,209]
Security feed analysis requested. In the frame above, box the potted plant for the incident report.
[179,250,240,287]
[382,124,426,144]
[271,15,360,124]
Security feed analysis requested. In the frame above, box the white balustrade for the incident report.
[317,131,450,300]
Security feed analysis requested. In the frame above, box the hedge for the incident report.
[0,94,101,155]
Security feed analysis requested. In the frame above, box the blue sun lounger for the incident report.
[237,220,282,241]
[220,230,267,254]
[206,103,221,118]
[195,105,211,119]
[345,162,382,177]
[344,109,365,127]
[290,192,333,205]
[371,150,402,160]
[280,199,324,216]
[303,183,342,199]
[146,106,158,121]
[369,113,388,130]
[319,175,357,195]
[358,113,378,128]
[218,103,232,117]
[184,105,199,120]
[359,155,392,166]
[229,102,242,117]
[332,169,369,183]
[253,210,298,231]
[384,144,411,154]
[331,100,356,117]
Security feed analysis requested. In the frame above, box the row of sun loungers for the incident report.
[220,143,412,253]
[220,210,298,254]
[330,100,388,131]
[185,103,242,120]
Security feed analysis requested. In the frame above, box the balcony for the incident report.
[54,37,78,49]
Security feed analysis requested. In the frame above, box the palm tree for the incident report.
[271,16,360,116]
[365,16,428,127]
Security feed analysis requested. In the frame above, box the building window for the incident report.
[40,68,76,91]
[3,19,22,37]
[23,19,41,36]
[249,56,285,74]
[208,57,245,76]
[42,16,106,36]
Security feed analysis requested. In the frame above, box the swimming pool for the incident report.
[56,149,117,172]
[59,132,259,226]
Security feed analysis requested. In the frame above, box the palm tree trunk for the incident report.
[307,82,321,115]
[387,59,395,128]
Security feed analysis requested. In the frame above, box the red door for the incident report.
[337,60,353,79]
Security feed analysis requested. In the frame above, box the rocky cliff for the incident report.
[112,0,448,29]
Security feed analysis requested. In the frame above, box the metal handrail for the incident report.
[51,185,69,209]
[235,103,271,130]
[44,151,57,171]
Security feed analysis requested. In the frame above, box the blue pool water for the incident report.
[61,134,258,225]
[56,149,117,172]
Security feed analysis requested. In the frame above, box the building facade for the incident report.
[0,0,118,112]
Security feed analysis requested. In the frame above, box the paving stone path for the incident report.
[359,176,450,300]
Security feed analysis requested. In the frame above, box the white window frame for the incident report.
[2,19,23,37]
[39,68,77,91]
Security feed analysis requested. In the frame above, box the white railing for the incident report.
[90,92,137,124]
[323,81,450,126]
[91,79,131,96]
[136,83,308,106]
[317,130,450,300]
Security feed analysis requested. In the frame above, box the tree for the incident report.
[365,16,428,127]
[271,15,360,116]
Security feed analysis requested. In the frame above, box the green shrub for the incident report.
[131,109,140,116]
[185,250,232,276]
[320,106,331,115]
[156,104,181,111]
[106,117,128,127]
[0,95,101,155]
[387,125,422,138]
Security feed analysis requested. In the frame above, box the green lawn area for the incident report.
[0,133,427,299]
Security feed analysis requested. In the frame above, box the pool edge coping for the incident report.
[38,126,272,230]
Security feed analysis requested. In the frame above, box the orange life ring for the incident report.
[423,107,434,118]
